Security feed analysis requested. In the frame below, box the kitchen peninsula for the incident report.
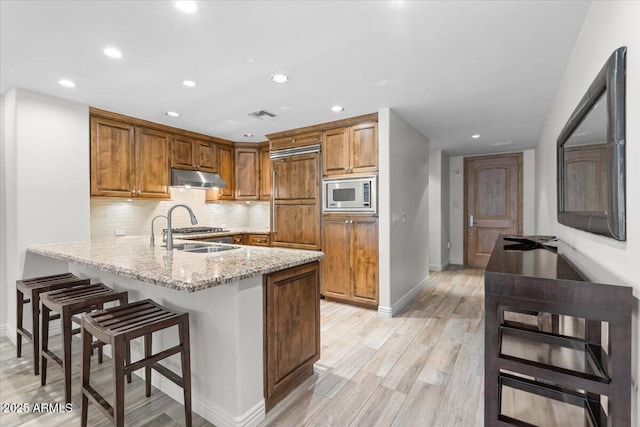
[27,237,323,427]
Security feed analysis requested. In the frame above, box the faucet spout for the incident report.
[166,204,198,251]
[150,215,167,247]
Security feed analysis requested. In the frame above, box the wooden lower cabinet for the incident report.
[246,234,270,247]
[321,215,378,307]
[264,261,320,411]
[231,234,244,245]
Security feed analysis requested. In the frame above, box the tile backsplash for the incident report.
[91,189,270,240]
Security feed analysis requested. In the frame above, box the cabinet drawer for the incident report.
[231,234,245,245]
[247,234,270,247]
[270,132,320,151]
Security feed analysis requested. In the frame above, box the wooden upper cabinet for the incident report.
[322,122,378,176]
[206,143,234,201]
[172,136,195,169]
[272,154,319,201]
[135,127,171,198]
[90,116,169,199]
[270,132,320,152]
[322,127,350,176]
[351,122,378,174]
[196,140,217,173]
[172,137,217,173]
[90,116,135,197]
[235,144,259,200]
[259,143,271,201]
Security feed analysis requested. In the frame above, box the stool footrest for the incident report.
[125,344,182,375]
[82,384,114,420]
[16,327,32,341]
[152,361,184,387]
[43,349,63,366]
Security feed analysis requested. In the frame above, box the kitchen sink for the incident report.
[173,242,240,253]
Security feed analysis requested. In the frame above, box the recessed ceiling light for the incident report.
[58,79,76,88]
[175,1,197,13]
[472,134,480,139]
[243,133,254,138]
[103,47,123,58]
[271,74,289,84]
[182,80,197,87]
[245,57,257,64]
[166,111,181,118]
[331,105,344,112]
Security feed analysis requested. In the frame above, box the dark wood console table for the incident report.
[484,236,633,426]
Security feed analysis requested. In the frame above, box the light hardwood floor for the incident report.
[0,267,485,426]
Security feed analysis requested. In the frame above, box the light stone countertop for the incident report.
[27,236,323,292]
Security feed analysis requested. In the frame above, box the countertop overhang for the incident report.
[28,237,323,292]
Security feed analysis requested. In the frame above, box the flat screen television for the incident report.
[557,46,626,241]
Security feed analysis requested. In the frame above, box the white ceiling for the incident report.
[0,0,591,155]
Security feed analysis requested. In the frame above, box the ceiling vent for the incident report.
[248,110,278,120]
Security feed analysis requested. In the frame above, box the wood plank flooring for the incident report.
[1,267,486,426]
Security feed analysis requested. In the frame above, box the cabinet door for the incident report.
[272,154,319,201]
[196,140,217,173]
[247,234,270,246]
[90,116,135,197]
[270,132,320,151]
[351,216,379,305]
[235,146,259,200]
[272,204,320,250]
[217,144,235,200]
[259,145,271,200]
[172,136,195,169]
[135,127,171,199]
[264,262,320,410]
[351,122,378,173]
[321,216,352,300]
[322,127,350,176]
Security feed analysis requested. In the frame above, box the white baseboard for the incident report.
[0,324,7,338]
[377,276,429,318]
[313,362,330,377]
[429,260,450,271]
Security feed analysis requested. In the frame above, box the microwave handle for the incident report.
[272,169,277,233]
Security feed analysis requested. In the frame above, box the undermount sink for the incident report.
[172,242,240,253]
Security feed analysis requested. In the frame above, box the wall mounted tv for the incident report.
[557,46,626,241]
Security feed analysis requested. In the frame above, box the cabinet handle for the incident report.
[349,219,353,224]
[344,167,349,170]
[345,220,349,224]
[131,190,135,195]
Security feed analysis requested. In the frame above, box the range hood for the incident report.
[170,168,227,189]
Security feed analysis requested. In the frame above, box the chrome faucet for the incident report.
[165,204,198,251]
[150,214,167,247]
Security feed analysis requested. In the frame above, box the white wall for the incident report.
[378,108,430,317]
[449,149,535,265]
[533,2,640,422]
[0,94,7,335]
[1,88,90,338]
[429,150,450,270]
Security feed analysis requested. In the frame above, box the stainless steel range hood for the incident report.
[171,168,227,189]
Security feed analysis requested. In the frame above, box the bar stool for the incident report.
[40,283,129,404]
[16,273,89,375]
[80,299,192,427]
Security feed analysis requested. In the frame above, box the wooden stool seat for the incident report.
[81,299,192,427]
[40,283,128,404]
[16,273,89,375]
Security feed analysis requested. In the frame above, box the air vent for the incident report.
[248,110,278,120]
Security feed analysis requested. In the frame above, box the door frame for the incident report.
[463,152,523,266]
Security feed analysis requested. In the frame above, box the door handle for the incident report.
[469,214,475,228]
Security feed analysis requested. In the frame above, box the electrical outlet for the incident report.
[220,223,227,228]
[402,213,406,222]
[392,213,400,223]
[115,229,126,236]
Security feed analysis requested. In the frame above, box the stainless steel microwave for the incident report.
[323,176,377,213]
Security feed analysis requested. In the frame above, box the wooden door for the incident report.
[264,262,320,410]
[563,144,607,212]
[465,153,522,267]
[259,144,271,200]
[322,127,350,176]
[135,127,171,198]
[196,140,217,173]
[271,153,321,250]
[351,216,379,305]
[235,145,259,200]
[90,116,135,197]
[321,216,352,300]
[350,122,378,174]
[172,136,195,169]
[217,144,235,200]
